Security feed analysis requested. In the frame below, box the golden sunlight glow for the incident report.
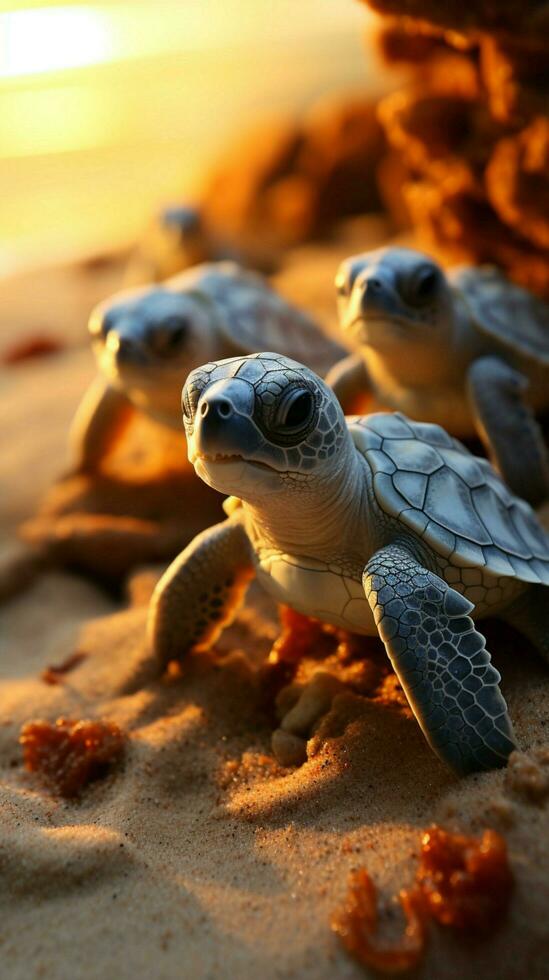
[0,1,375,269]
[0,6,112,78]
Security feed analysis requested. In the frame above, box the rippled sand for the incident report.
[1,223,548,979]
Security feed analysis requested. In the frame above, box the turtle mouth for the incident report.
[348,312,415,330]
[194,452,276,473]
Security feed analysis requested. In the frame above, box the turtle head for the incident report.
[336,247,454,378]
[183,353,351,500]
[159,204,203,244]
[89,284,219,426]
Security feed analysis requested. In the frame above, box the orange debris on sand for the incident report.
[20,717,125,798]
[332,868,429,974]
[333,826,513,973]
[2,335,64,365]
[269,606,327,665]
[41,651,87,686]
[417,825,514,933]
[259,607,332,716]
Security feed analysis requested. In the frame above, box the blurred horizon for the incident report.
[0,1,388,272]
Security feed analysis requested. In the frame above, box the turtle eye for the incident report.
[274,388,314,432]
[153,316,188,357]
[407,267,438,306]
[182,382,199,423]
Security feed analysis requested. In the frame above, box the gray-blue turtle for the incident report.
[70,262,345,472]
[327,247,549,506]
[148,352,549,776]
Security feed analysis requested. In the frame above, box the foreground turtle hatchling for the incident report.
[327,247,549,506]
[70,261,345,472]
[149,353,549,776]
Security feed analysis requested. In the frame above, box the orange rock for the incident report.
[486,117,549,250]
[201,97,385,250]
[359,0,549,44]
[480,37,549,125]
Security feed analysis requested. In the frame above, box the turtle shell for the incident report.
[351,411,549,585]
[170,261,345,375]
[453,266,549,367]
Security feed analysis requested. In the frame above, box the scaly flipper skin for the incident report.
[364,544,517,775]
[467,356,549,507]
[325,353,370,412]
[68,377,135,474]
[148,515,254,671]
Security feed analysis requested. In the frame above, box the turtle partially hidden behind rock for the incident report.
[123,204,274,288]
[327,247,549,506]
[148,352,549,776]
[17,264,345,591]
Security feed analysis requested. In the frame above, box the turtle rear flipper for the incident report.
[363,544,517,776]
[467,355,549,507]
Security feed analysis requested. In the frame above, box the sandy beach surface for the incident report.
[1,223,548,979]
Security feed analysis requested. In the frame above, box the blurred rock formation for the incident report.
[129,95,387,282]
[365,2,549,297]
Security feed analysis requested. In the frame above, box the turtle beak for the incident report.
[356,272,403,319]
[105,322,148,365]
[189,378,261,464]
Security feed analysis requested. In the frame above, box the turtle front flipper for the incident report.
[467,355,549,507]
[68,376,135,474]
[363,544,516,776]
[148,515,255,673]
[325,353,370,413]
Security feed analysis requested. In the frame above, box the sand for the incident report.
[1,223,548,979]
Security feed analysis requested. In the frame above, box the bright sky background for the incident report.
[0,1,373,81]
[0,1,385,268]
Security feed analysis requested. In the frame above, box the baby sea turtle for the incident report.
[71,262,345,472]
[123,204,247,287]
[327,247,549,506]
[149,353,549,776]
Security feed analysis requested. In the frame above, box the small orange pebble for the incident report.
[20,717,125,798]
[416,825,514,933]
[2,335,64,365]
[40,651,87,686]
[332,868,429,974]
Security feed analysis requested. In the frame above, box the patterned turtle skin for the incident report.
[327,246,549,506]
[148,353,549,777]
[69,262,345,473]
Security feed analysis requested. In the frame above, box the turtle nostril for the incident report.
[365,277,382,292]
[200,397,233,420]
[217,399,232,418]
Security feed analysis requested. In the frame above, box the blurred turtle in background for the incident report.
[329,246,549,506]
